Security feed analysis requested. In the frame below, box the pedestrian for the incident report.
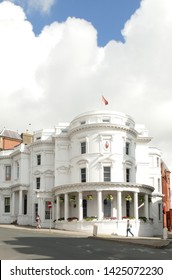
[35,214,41,229]
[126,219,134,237]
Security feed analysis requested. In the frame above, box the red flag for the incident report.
[102,95,108,105]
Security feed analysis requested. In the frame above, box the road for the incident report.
[0,226,172,260]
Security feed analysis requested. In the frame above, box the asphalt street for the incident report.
[0,226,172,260]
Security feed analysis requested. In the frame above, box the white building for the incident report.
[0,110,163,236]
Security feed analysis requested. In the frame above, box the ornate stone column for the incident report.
[117,191,122,220]
[97,191,103,220]
[11,191,15,216]
[56,195,60,221]
[134,192,138,220]
[64,193,69,221]
[144,194,149,220]
[78,192,83,221]
[112,194,117,217]
[19,189,23,215]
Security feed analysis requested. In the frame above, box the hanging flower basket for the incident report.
[60,197,64,203]
[70,195,76,202]
[125,194,132,202]
[107,194,113,201]
[139,196,145,203]
[87,195,93,200]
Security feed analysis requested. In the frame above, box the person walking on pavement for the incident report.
[126,219,134,237]
[35,214,41,229]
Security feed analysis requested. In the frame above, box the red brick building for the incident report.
[0,129,22,150]
[161,161,172,231]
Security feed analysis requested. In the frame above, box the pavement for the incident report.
[90,234,172,248]
[0,224,172,249]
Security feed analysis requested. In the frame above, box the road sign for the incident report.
[48,201,52,209]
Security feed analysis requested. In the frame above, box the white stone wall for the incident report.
[0,110,164,236]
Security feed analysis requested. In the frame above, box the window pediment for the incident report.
[44,169,54,175]
[123,160,133,166]
[56,165,69,174]
[77,159,89,165]
[34,170,42,176]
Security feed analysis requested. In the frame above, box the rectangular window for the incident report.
[4,197,10,213]
[126,168,130,182]
[126,142,130,155]
[37,154,41,165]
[81,142,86,154]
[34,203,38,217]
[104,166,111,182]
[157,157,160,167]
[81,168,86,182]
[36,177,41,189]
[45,201,50,219]
[5,165,11,181]
[102,118,110,123]
[24,194,27,215]
[16,162,19,179]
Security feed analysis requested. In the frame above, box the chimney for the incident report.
[21,130,33,145]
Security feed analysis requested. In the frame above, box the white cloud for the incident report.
[27,0,55,14]
[0,0,172,170]
[8,0,56,14]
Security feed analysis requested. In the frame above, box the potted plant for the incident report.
[69,195,76,202]
[60,197,64,203]
[87,195,93,200]
[67,217,78,222]
[139,216,147,223]
[107,194,113,201]
[125,194,132,202]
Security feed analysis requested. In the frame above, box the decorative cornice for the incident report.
[137,137,152,143]
[152,192,164,198]
[53,182,154,195]
[33,169,54,176]
[28,140,54,148]
[10,147,30,157]
[0,187,11,192]
[68,123,138,138]
[10,183,29,190]
[0,154,13,159]
[0,150,30,159]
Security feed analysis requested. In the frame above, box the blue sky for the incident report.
[10,0,141,46]
[1,0,172,171]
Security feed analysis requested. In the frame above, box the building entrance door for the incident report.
[126,200,130,217]
[104,199,111,217]
[83,199,87,218]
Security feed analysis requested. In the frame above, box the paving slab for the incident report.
[90,234,172,248]
[1,224,172,248]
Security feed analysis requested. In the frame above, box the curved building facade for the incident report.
[0,110,163,236]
